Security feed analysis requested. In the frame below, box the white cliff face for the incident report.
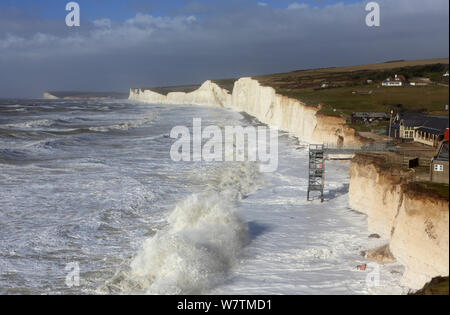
[349,160,405,238]
[130,77,365,146]
[43,92,59,100]
[129,80,232,108]
[390,193,449,290]
[231,78,318,143]
[349,157,449,290]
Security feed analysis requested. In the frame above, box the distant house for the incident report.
[443,71,449,77]
[430,140,449,184]
[352,90,373,95]
[351,112,388,124]
[382,74,407,87]
[409,82,428,86]
[414,116,450,147]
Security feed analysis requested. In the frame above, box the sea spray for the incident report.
[119,192,249,294]
[105,163,261,294]
[215,163,262,200]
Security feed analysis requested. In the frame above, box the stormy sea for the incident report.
[0,99,405,294]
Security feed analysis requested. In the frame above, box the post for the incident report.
[388,110,394,142]
[321,158,325,203]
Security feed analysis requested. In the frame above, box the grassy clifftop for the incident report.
[255,59,449,116]
[133,58,449,126]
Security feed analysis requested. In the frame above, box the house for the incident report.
[382,74,407,87]
[430,140,449,184]
[443,71,449,77]
[351,112,388,124]
[414,116,450,147]
[393,113,428,139]
[393,114,449,145]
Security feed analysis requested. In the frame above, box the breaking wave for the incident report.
[88,113,160,132]
[3,119,53,129]
[102,163,261,295]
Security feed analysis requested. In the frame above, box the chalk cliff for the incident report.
[129,78,366,147]
[43,92,59,99]
[130,80,231,108]
[349,155,449,290]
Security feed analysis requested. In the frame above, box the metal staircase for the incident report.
[307,144,325,202]
[307,143,398,202]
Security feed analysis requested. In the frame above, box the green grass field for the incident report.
[249,59,449,132]
[278,84,449,114]
[136,58,449,125]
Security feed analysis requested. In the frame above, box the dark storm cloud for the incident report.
[0,0,448,98]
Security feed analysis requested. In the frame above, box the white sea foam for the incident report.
[215,163,262,200]
[3,119,53,129]
[88,113,160,132]
[105,163,261,295]
[113,192,248,294]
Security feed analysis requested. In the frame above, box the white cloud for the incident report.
[93,18,112,29]
[0,34,24,50]
[287,2,309,10]
[124,13,196,29]
[0,13,200,58]
[187,16,197,23]
[258,2,268,7]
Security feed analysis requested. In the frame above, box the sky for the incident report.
[0,0,448,98]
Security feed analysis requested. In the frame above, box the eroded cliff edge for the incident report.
[129,78,367,147]
[349,154,449,290]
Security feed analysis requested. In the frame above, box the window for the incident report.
[434,164,444,172]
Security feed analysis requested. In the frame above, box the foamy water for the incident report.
[0,99,406,294]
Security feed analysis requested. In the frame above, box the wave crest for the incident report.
[105,190,250,294]
[88,113,159,132]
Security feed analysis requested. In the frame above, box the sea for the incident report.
[0,98,406,295]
